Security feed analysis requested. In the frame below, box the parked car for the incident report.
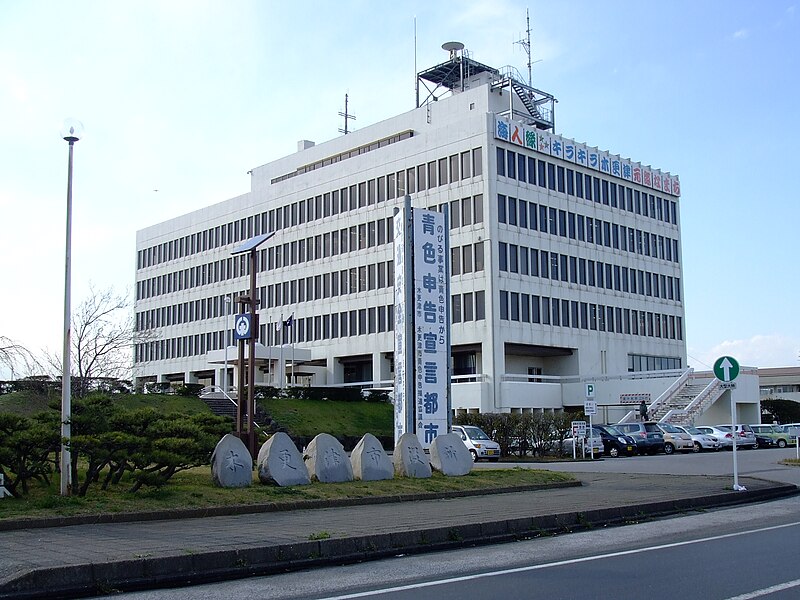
[452,425,501,462]
[614,422,665,454]
[695,426,734,449]
[675,425,721,452]
[656,423,695,454]
[560,430,604,458]
[750,424,795,448]
[717,424,758,450]
[592,425,637,457]
[755,434,777,449]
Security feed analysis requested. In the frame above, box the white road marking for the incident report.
[318,521,800,599]
[724,578,800,600]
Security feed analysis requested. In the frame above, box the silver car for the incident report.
[560,431,604,458]
[696,426,734,449]
[675,425,721,452]
[717,424,758,450]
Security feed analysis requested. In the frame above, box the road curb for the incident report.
[1,481,796,599]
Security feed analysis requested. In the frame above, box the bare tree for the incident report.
[43,286,148,396]
[0,336,41,379]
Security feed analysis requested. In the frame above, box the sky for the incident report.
[1,0,799,376]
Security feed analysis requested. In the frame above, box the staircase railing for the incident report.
[200,385,261,429]
[682,379,724,423]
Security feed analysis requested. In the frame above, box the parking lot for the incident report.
[480,446,800,486]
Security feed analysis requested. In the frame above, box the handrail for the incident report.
[650,368,693,411]
[200,385,260,429]
[683,379,721,415]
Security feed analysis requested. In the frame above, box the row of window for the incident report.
[498,290,684,340]
[628,354,682,372]
[137,147,484,271]
[136,303,394,363]
[498,243,682,302]
[496,146,678,224]
[136,214,396,301]
[137,258,398,331]
[450,291,487,323]
[498,194,680,264]
[272,130,414,183]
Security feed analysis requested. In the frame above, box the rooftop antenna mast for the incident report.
[338,93,356,135]
[516,8,533,88]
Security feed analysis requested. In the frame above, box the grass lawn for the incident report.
[0,390,56,416]
[260,397,393,438]
[0,466,574,522]
[0,392,212,417]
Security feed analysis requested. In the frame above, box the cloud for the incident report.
[732,28,750,40]
[689,335,800,370]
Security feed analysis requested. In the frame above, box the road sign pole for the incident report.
[714,355,744,492]
[731,389,739,490]
[589,414,594,460]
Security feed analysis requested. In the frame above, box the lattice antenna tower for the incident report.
[515,8,533,88]
[338,93,357,135]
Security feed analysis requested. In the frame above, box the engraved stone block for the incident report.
[304,433,353,483]
[393,432,432,478]
[429,432,473,476]
[257,432,310,486]
[211,433,252,488]
[351,433,393,481]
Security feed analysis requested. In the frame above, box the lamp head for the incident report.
[61,118,84,143]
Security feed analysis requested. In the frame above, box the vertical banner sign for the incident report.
[394,197,451,449]
[393,201,414,446]
[413,208,450,448]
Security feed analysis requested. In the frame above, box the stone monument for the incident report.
[257,432,310,486]
[211,433,252,488]
[351,433,393,481]
[393,432,432,478]
[304,433,354,483]
[429,432,472,476]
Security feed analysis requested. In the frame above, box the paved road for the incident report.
[100,491,800,599]
[478,446,800,486]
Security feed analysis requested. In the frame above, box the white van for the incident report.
[451,425,501,462]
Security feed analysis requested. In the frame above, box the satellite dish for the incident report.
[442,41,465,52]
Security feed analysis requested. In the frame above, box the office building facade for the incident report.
[134,51,685,420]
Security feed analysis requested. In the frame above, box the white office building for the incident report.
[134,48,714,424]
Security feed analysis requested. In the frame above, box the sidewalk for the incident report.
[0,472,796,599]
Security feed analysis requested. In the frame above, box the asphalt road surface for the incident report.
[479,445,800,487]
[98,450,800,600]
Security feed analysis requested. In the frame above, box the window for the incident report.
[452,294,462,323]
[496,148,506,176]
[475,290,485,320]
[472,147,482,176]
[497,194,507,223]
[452,247,461,275]
[474,241,484,271]
[460,151,471,179]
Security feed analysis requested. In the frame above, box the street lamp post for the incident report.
[60,118,83,497]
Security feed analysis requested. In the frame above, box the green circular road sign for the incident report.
[713,356,740,382]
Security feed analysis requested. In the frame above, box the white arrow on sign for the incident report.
[720,357,734,382]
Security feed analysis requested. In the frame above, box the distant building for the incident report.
[133,46,714,424]
[758,367,800,405]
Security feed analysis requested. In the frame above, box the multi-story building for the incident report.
[134,48,692,423]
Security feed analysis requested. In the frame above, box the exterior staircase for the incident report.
[199,386,238,419]
[651,382,709,423]
[618,370,726,427]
